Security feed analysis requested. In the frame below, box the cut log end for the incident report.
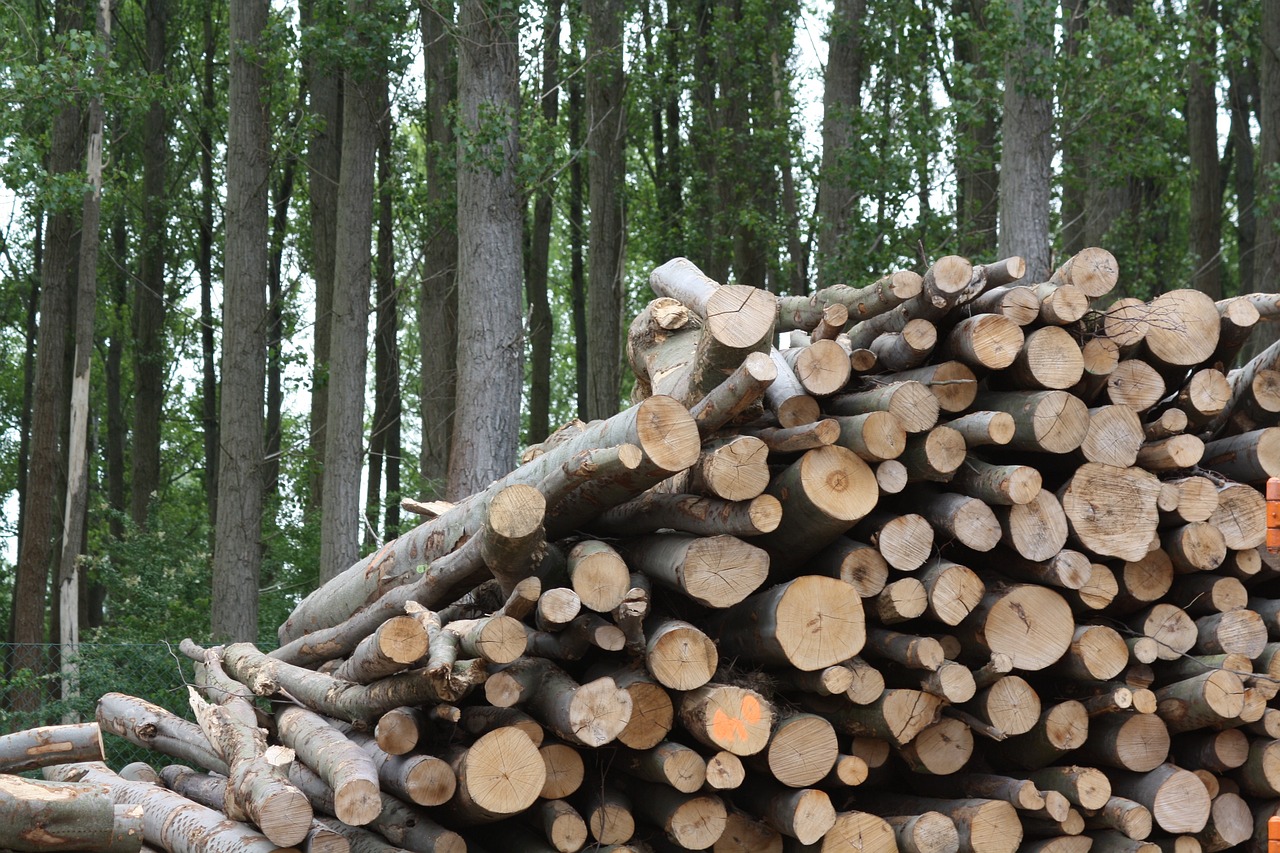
[636,395,702,472]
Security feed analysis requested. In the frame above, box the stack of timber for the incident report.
[31,250,1280,852]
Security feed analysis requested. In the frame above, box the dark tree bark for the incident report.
[214,0,270,642]
[302,0,343,510]
[446,0,524,499]
[954,0,999,259]
[1256,0,1280,297]
[12,0,84,711]
[101,216,127,627]
[131,0,167,528]
[320,0,380,584]
[818,0,867,287]
[199,0,220,533]
[419,0,458,496]
[585,0,626,420]
[1228,52,1257,299]
[568,42,588,421]
[1187,0,1222,299]
[266,114,299,498]
[367,76,401,545]
[15,207,41,571]
[526,0,561,444]
[998,0,1054,282]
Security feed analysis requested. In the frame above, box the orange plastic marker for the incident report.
[1269,477,1280,554]
[1269,813,1280,851]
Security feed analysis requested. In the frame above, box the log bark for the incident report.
[971,390,1090,454]
[348,731,455,807]
[952,460,1042,506]
[810,688,941,746]
[96,693,227,775]
[1108,764,1211,835]
[969,285,1040,326]
[832,412,906,461]
[618,741,706,793]
[689,351,776,434]
[742,419,840,453]
[828,380,940,433]
[592,493,781,539]
[0,773,143,853]
[776,270,923,332]
[1199,428,1280,482]
[482,658,632,747]
[1154,670,1246,733]
[276,705,379,826]
[709,576,865,671]
[946,411,1015,448]
[331,616,428,684]
[616,533,769,608]
[624,778,728,849]
[0,723,104,774]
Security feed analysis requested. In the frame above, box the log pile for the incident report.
[21,251,1280,852]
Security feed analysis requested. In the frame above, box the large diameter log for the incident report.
[971,390,1089,453]
[276,706,379,826]
[483,658,632,748]
[280,395,699,646]
[1142,288,1221,367]
[938,313,1025,371]
[1193,792,1252,852]
[892,361,979,412]
[1199,428,1280,482]
[776,270,923,332]
[811,689,941,746]
[96,693,227,775]
[854,511,934,571]
[996,490,1069,561]
[756,445,879,570]
[1081,405,1145,467]
[1235,737,1280,797]
[790,810,896,853]
[883,811,961,853]
[710,576,865,671]
[1155,669,1246,733]
[1060,463,1162,562]
[538,742,586,800]
[833,411,906,462]
[0,723,104,773]
[828,380,940,433]
[753,712,839,788]
[1109,764,1212,834]
[915,493,1001,552]
[1050,624,1130,682]
[0,773,142,853]
[1170,728,1249,774]
[44,762,288,853]
[714,808,784,853]
[1208,483,1266,549]
[1108,360,1166,412]
[616,533,768,609]
[1082,795,1154,842]
[678,683,775,756]
[857,795,1021,853]
[1195,609,1267,656]
[969,675,1041,736]
[1001,326,1085,389]
[951,583,1073,671]
[657,436,770,501]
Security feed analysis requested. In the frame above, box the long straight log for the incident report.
[617,532,768,608]
[0,723,104,774]
[96,693,227,775]
[0,773,142,853]
[482,657,632,747]
[276,706,379,826]
[776,270,924,332]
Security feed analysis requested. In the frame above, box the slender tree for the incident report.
[419,0,458,495]
[213,0,270,642]
[818,0,867,287]
[319,0,381,583]
[584,0,626,419]
[446,0,523,499]
[998,0,1053,281]
[199,0,220,532]
[568,38,589,420]
[953,0,999,259]
[131,0,168,527]
[1226,31,1257,298]
[1255,0,1280,298]
[12,0,84,710]
[1186,0,1221,298]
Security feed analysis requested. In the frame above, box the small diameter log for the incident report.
[812,303,850,340]
[969,284,1041,325]
[678,683,774,757]
[1002,326,1085,390]
[892,361,979,413]
[898,716,974,776]
[1176,368,1232,427]
[619,741,706,793]
[1051,246,1118,297]
[783,339,853,395]
[900,426,967,482]
[705,750,747,791]
[1088,832,1158,853]
[756,445,879,570]
[1137,435,1205,472]
[1235,737,1280,797]
[562,540,631,613]
[827,381,940,433]
[1108,360,1166,412]
[577,784,635,845]
[1200,427,1280,482]
[796,810,896,853]
[858,795,1022,853]
[919,559,985,626]
[622,780,728,848]
[743,419,840,453]
[873,577,929,623]
[843,657,888,705]
[951,459,1041,506]
[714,808,783,853]
[539,742,586,800]
[586,664,673,750]
[869,319,937,371]
[1067,562,1119,612]
[1073,712,1170,773]
[1208,483,1267,549]
[530,799,589,853]
[885,811,962,853]
[1145,408,1188,440]
[1034,282,1089,325]
[951,583,1074,671]
[1143,288,1221,367]
[753,712,839,788]
[593,493,781,540]
[1192,792,1251,852]
[876,459,909,493]
[849,737,892,768]
[731,781,834,845]
[1074,337,1121,403]
[989,701,1089,770]
[618,532,768,609]
[946,410,1015,448]
[1211,296,1262,367]
[484,658,632,748]
[1162,523,1227,574]
[276,705,379,827]
[1164,476,1220,524]
[971,390,1089,454]
[1154,669,1246,733]
[765,349,821,427]
[968,675,1041,736]
[996,489,1069,562]
[96,693,226,774]
[1081,405,1145,468]
[1226,367,1280,435]
[832,411,906,462]
[643,617,718,692]
[1083,796,1154,841]
[824,754,870,787]
[812,688,941,746]
[915,493,1001,552]
[348,732,455,807]
[938,313,1025,371]
[993,549,1092,591]
[45,762,285,853]
[1114,550,1175,612]
[922,659,977,705]
[1171,728,1250,773]
[775,269,923,332]
[1103,297,1149,354]
[710,575,865,671]
[809,538,889,598]
[1108,764,1212,835]
[1029,765,1112,811]
[776,665,856,698]
[0,722,104,773]
[854,511,934,571]
[658,435,770,501]
[0,773,143,853]
[1129,603,1197,661]
[1060,463,1162,562]
[1050,624,1130,682]
[689,350,777,435]
[1195,609,1268,657]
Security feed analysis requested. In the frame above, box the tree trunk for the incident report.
[0,774,142,853]
[13,0,83,711]
[265,121,298,501]
[1255,0,1280,303]
[446,0,524,499]
[419,0,458,495]
[1187,0,1222,299]
[199,0,219,531]
[213,0,269,642]
[953,0,998,258]
[998,0,1053,282]
[567,46,589,421]
[131,0,168,528]
[818,0,868,286]
[584,0,626,419]
[319,0,379,583]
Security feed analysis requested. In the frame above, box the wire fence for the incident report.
[0,642,270,769]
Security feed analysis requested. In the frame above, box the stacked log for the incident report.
[21,251,1280,852]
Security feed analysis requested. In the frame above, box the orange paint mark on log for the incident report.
[710,694,762,743]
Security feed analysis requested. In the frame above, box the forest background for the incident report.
[0,0,1273,694]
